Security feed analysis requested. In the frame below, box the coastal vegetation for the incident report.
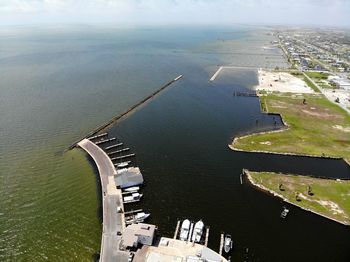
[246,171,350,225]
[303,76,320,92]
[232,92,350,163]
[304,72,329,80]
[305,72,333,89]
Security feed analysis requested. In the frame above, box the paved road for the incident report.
[78,139,129,262]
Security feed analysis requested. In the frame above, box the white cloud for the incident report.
[0,0,349,26]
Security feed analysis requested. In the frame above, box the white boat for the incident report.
[123,186,140,193]
[224,234,233,253]
[179,219,190,241]
[123,193,143,203]
[280,207,289,218]
[191,220,204,243]
[117,162,129,168]
[126,212,150,225]
[134,212,150,222]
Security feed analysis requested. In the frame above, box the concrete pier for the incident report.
[105,143,123,150]
[124,209,143,215]
[209,65,262,82]
[210,66,223,81]
[88,133,108,140]
[107,148,130,155]
[78,139,129,262]
[95,137,116,145]
[111,153,135,161]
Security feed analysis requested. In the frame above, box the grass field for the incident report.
[232,93,350,163]
[247,171,350,225]
[305,72,330,80]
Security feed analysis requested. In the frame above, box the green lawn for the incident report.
[233,93,350,163]
[247,171,350,225]
[305,72,330,80]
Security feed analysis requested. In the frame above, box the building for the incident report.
[329,76,350,90]
[114,167,144,189]
[120,223,156,250]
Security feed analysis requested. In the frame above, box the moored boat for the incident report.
[134,212,150,222]
[224,234,233,253]
[117,162,130,168]
[179,219,190,241]
[123,192,143,203]
[126,212,150,225]
[280,207,289,218]
[191,220,204,243]
[123,186,140,192]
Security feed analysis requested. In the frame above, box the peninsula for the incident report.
[244,170,350,225]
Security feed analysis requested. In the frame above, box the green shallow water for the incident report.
[1,146,101,261]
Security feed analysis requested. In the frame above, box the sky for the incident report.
[0,0,349,27]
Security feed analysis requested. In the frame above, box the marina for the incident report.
[78,133,229,261]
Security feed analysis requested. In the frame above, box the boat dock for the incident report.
[173,220,181,239]
[210,66,223,81]
[88,133,108,140]
[204,226,209,247]
[209,65,263,82]
[107,148,130,155]
[233,91,258,97]
[68,75,183,150]
[124,209,143,215]
[95,137,116,145]
[105,143,123,150]
[219,233,224,256]
[111,153,135,161]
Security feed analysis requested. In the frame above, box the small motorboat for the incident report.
[134,212,150,222]
[125,212,150,225]
[117,162,130,168]
[123,186,140,193]
[280,207,289,218]
[224,234,233,253]
[179,219,190,241]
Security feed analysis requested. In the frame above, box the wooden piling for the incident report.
[174,220,180,239]
[219,233,224,256]
[204,226,210,247]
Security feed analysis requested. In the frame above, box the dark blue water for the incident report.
[107,66,350,262]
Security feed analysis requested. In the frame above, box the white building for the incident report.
[121,223,156,249]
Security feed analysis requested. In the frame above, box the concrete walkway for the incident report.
[78,139,129,262]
